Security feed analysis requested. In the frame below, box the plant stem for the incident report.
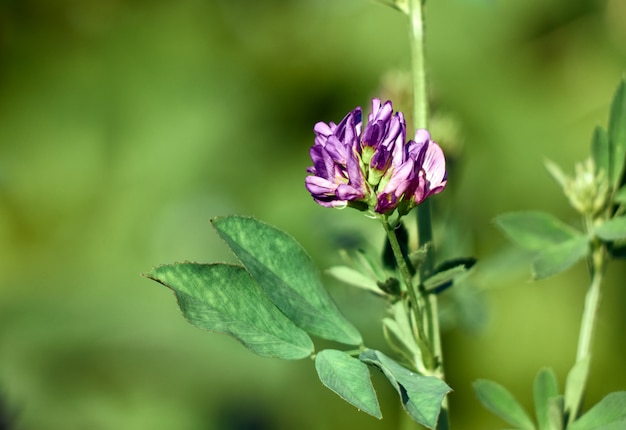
[383,219,415,292]
[407,0,449,427]
[567,218,607,422]
[409,0,428,130]
[408,0,440,365]
[382,219,430,353]
[576,245,605,363]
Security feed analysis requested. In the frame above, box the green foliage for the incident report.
[495,79,626,280]
[564,358,590,426]
[144,263,314,359]
[330,240,425,301]
[382,302,425,373]
[4,0,625,426]
[495,211,588,279]
[146,215,455,426]
[495,211,582,251]
[360,349,451,429]
[211,216,362,346]
[484,78,626,430]
[588,77,626,193]
[608,79,626,189]
[473,379,535,430]
[569,392,626,430]
[593,216,626,241]
[314,349,382,419]
[533,368,560,430]
[591,126,609,178]
[325,265,385,296]
[422,257,476,294]
[476,366,626,430]
[146,214,364,362]
[531,236,589,280]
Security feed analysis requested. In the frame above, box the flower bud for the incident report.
[545,158,610,217]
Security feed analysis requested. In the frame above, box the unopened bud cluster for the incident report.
[546,158,610,217]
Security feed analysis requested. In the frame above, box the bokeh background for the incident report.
[1,0,625,429]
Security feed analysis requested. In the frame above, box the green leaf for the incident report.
[360,349,451,429]
[408,246,429,269]
[212,216,362,345]
[315,349,382,419]
[594,216,626,241]
[531,235,589,280]
[342,248,387,280]
[544,159,568,189]
[382,302,426,374]
[434,257,477,272]
[382,319,415,368]
[608,78,626,189]
[564,358,590,425]
[326,265,383,296]
[569,392,626,430]
[575,420,626,430]
[473,379,536,430]
[533,368,560,430]
[547,396,564,430]
[591,126,610,177]
[495,211,581,251]
[383,301,426,373]
[144,263,314,359]
[422,260,475,294]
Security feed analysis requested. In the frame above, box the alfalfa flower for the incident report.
[305,99,448,215]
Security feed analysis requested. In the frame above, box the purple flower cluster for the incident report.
[305,99,447,215]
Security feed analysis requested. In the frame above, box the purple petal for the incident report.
[336,183,365,201]
[368,99,393,124]
[309,145,335,180]
[305,175,337,195]
[334,108,362,144]
[346,149,366,192]
[370,145,392,171]
[381,159,415,197]
[375,192,399,214]
[362,99,396,148]
[411,143,447,204]
[387,114,407,168]
[324,135,349,165]
[362,122,383,148]
[314,121,334,137]
[414,129,431,144]
[421,141,447,187]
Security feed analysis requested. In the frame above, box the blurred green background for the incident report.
[1,0,625,428]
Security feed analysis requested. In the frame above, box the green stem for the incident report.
[576,246,604,363]
[578,216,608,364]
[568,218,607,422]
[409,0,428,130]
[407,0,449,426]
[408,0,439,363]
[382,220,428,344]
